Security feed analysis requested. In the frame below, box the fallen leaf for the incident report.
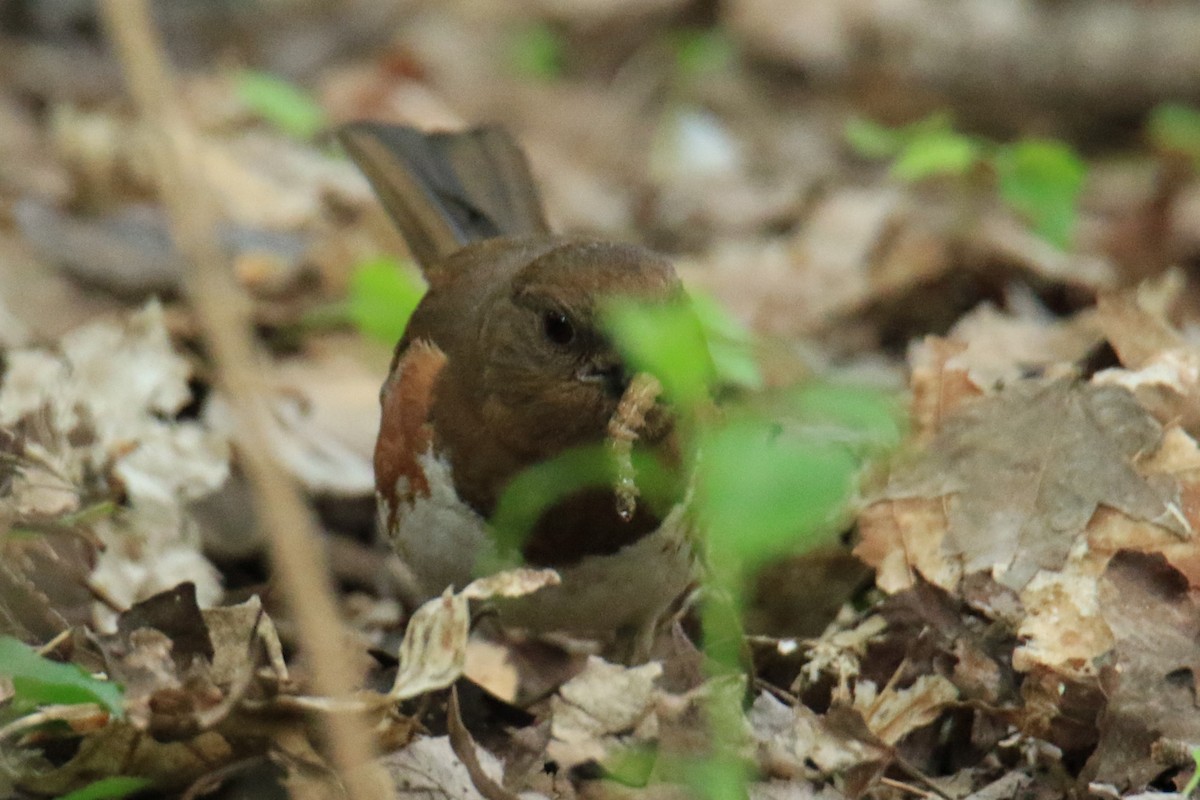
[881,379,1187,592]
[1083,551,1200,789]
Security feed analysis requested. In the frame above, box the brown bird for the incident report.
[339,123,698,661]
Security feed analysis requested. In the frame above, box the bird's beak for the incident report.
[577,357,630,400]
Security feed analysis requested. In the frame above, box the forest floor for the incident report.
[4,2,1200,799]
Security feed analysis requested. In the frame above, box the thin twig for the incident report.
[447,687,521,800]
[96,3,391,798]
[878,776,937,799]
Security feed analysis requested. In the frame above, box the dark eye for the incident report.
[541,310,576,347]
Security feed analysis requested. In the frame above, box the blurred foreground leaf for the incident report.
[235,70,327,141]
[0,636,124,716]
[687,293,762,391]
[348,256,426,344]
[697,415,859,569]
[602,296,715,409]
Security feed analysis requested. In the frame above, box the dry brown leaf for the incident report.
[749,693,886,781]
[548,656,664,769]
[906,337,983,445]
[941,303,1101,391]
[877,379,1187,593]
[851,674,958,747]
[1083,551,1200,789]
[15,722,232,797]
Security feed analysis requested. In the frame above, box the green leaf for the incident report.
[487,445,678,569]
[347,256,426,344]
[844,111,956,160]
[892,129,982,181]
[696,414,859,570]
[1148,103,1200,166]
[508,24,565,80]
[601,296,716,409]
[0,636,124,716]
[235,70,327,141]
[994,139,1087,249]
[844,116,907,159]
[57,776,152,800]
[670,28,735,77]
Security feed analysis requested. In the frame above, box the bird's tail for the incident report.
[338,122,550,271]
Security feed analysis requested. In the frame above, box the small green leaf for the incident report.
[844,116,907,159]
[57,776,152,800]
[0,636,124,716]
[602,296,715,409]
[670,29,735,77]
[994,139,1087,249]
[892,129,982,181]
[487,445,678,569]
[1148,103,1200,166]
[347,256,426,344]
[235,70,327,141]
[508,24,565,80]
[844,111,956,160]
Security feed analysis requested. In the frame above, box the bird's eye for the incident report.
[541,310,576,347]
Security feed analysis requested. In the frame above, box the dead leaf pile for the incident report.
[855,282,1200,792]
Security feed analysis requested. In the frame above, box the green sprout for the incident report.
[480,287,901,796]
[508,23,566,81]
[845,113,1087,249]
[669,28,736,79]
[234,69,327,141]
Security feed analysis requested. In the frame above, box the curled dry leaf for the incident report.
[392,569,559,701]
[850,674,959,747]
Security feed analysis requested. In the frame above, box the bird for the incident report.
[338,122,700,662]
